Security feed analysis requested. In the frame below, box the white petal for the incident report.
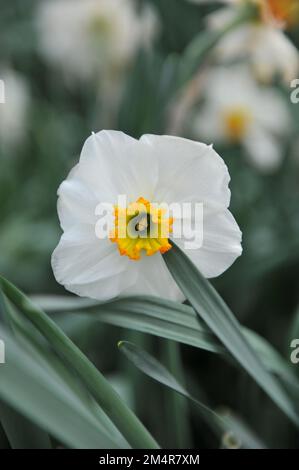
[57,164,99,231]
[80,130,158,202]
[202,65,261,108]
[213,24,254,61]
[252,89,292,135]
[124,253,184,302]
[174,206,242,278]
[141,134,231,208]
[244,126,283,172]
[51,224,138,300]
[57,130,159,231]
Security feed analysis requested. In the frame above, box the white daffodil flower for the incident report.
[52,131,242,302]
[193,65,291,172]
[204,0,299,83]
[0,68,29,151]
[37,0,158,83]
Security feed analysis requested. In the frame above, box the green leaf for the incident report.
[162,340,192,448]
[0,291,129,449]
[0,325,122,449]
[0,292,52,449]
[0,422,9,449]
[118,341,223,430]
[118,341,266,449]
[37,294,223,354]
[0,402,51,449]
[31,295,97,312]
[163,243,299,427]
[0,275,159,449]
[39,294,299,397]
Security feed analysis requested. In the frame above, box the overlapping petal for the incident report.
[141,135,231,208]
[174,205,242,279]
[52,223,138,300]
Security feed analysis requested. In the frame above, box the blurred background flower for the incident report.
[0,67,29,152]
[192,64,291,171]
[37,0,158,84]
[1,0,299,449]
[206,0,299,82]
[36,0,158,123]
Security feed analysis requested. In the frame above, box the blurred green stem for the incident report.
[163,340,192,448]
[178,2,258,89]
[0,275,159,449]
[124,331,153,413]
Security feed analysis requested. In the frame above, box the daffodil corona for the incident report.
[52,131,242,301]
[109,197,173,260]
[223,107,253,142]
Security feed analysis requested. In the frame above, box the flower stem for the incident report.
[162,340,192,448]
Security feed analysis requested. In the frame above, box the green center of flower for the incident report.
[88,15,112,42]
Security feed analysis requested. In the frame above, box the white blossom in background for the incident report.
[200,0,299,83]
[192,65,291,172]
[0,68,29,151]
[37,0,158,83]
[52,131,242,302]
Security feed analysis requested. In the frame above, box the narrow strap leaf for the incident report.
[0,275,159,449]
[40,294,299,398]
[163,242,299,428]
[118,340,266,449]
